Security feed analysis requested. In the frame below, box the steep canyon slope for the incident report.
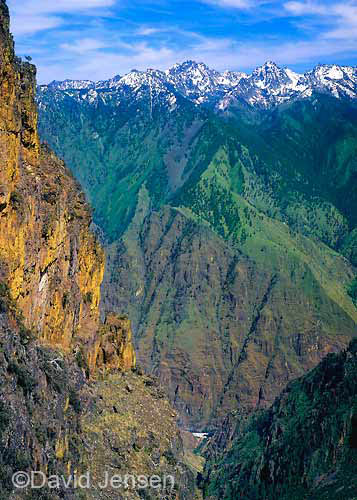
[38,62,357,429]
[201,339,357,500]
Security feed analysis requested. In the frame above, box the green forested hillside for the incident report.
[37,85,357,428]
[201,339,357,500]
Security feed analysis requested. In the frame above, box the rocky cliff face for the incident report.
[0,2,195,498]
[0,0,135,372]
[0,284,89,499]
[0,285,195,500]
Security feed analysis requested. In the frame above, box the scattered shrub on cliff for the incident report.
[0,282,16,314]
[42,190,57,205]
[0,284,9,314]
[69,389,82,413]
[350,414,357,449]
[7,361,36,395]
[9,191,23,209]
[0,402,10,439]
[83,291,93,304]
[75,347,90,377]
[163,449,177,465]
[62,292,69,309]
[349,338,357,355]
[41,219,52,240]
[18,323,35,344]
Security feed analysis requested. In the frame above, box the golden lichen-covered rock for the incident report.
[0,0,39,188]
[92,314,136,374]
[0,0,134,374]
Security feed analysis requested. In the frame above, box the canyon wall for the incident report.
[0,0,135,373]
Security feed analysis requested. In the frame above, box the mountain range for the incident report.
[40,60,357,109]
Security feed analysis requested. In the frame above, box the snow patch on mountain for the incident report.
[39,61,357,111]
[47,79,95,91]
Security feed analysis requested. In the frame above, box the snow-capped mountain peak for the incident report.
[305,64,357,99]
[217,70,247,87]
[218,61,356,109]
[251,61,300,90]
[284,69,306,91]
[47,79,95,91]
[165,60,222,101]
[96,74,121,89]
[119,68,167,90]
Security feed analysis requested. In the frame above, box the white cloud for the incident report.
[284,1,357,40]
[9,0,116,14]
[204,0,253,7]
[136,27,167,36]
[9,15,63,36]
[325,3,357,39]
[284,1,328,15]
[33,27,357,84]
[60,38,108,54]
[8,0,357,83]
[7,0,116,36]
[200,0,256,8]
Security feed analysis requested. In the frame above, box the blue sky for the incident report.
[7,0,357,83]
